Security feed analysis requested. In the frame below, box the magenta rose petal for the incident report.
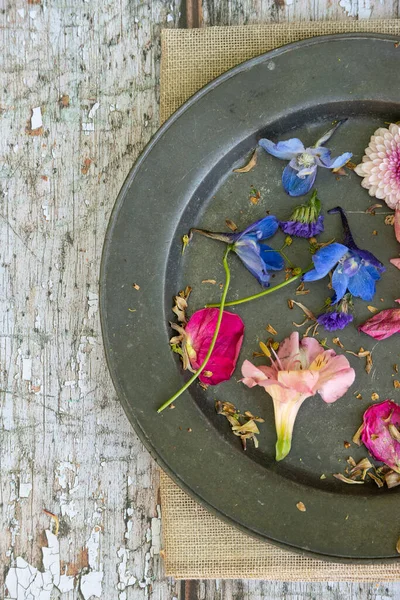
[361,400,400,473]
[358,300,400,340]
[185,308,245,385]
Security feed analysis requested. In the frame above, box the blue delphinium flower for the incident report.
[259,120,352,197]
[189,215,285,287]
[317,294,354,332]
[280,190,324,238]
[303,207,385,302]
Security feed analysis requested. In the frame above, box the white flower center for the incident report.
[297,152,315,168]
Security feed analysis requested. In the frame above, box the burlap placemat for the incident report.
[159,21,400,580]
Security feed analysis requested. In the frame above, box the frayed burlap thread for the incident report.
[159,21,400,580]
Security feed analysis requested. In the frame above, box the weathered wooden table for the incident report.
[1,1,399,599]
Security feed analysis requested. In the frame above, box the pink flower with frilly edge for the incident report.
[355,123,400,242]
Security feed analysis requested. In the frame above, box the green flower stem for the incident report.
[157,246,232,414]
[205,270,306,309]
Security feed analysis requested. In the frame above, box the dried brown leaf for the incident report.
[233,149,258,173]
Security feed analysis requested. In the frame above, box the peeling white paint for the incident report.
[42,205,50,221]
[4,531,74,599]
[31,107,43,130]
[56,461,79,520]
[80,570,104,600]
[88,102,100,119]
[82,122,95,133]
[19,481,32,498]
[22,358,32,381]
[77,336,96,397]
[150,505,161,556]
[116,547,136,599]
[339,0,372,17]
[87,291,99,319]
[80,526,104,600]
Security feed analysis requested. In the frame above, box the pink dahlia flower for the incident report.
[241,332,355,461]
[174,308,244,385]
[355,123,400,242]
[361,400,400,473]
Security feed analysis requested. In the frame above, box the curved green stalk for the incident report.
[206,271,306,309]
[157,246,232,414]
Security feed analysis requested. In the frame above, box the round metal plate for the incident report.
[100,34,400,561]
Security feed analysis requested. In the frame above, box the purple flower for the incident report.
[303,207,385,303]
[317,311,353,331]
[259,120,352,197]
[317,293,354,332]
[189,215,284,288]
[280,190,324,238]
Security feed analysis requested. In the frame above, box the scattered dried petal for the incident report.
[365,353,373,375]
[386,471,400,488]
[389,423,400,442]
[394,380,400,389]
[333,473,364,484]
[371,392,380,401]
[202,279,216,284]
[287,299,294,310]
[366,203,383,214]
[368,472,384,487]
[225,219,238,232]
[233,149,258,173]
[216,401,262,450]
[265,324,277,335]
[296,502,306,512]
[394,364,399,373]
[332,337,344,349]
[344,441,351,449]
[385,214,395,225]
[133,283,140,291]
[352,423,364,446]
[367,306,378,313]
[320,474,326,480]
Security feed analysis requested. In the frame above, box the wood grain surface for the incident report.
[1,0,399,599]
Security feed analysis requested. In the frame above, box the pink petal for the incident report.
[358,306,400,340]
[241,360,280,389]
[395,205,400,243]
[361,400,400,473]
[277,369,319,395]
[299,336,325,366]
[276,332,300,369]
[315,353,355,403]
[390,258,400,270]
[186,308,244,385]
